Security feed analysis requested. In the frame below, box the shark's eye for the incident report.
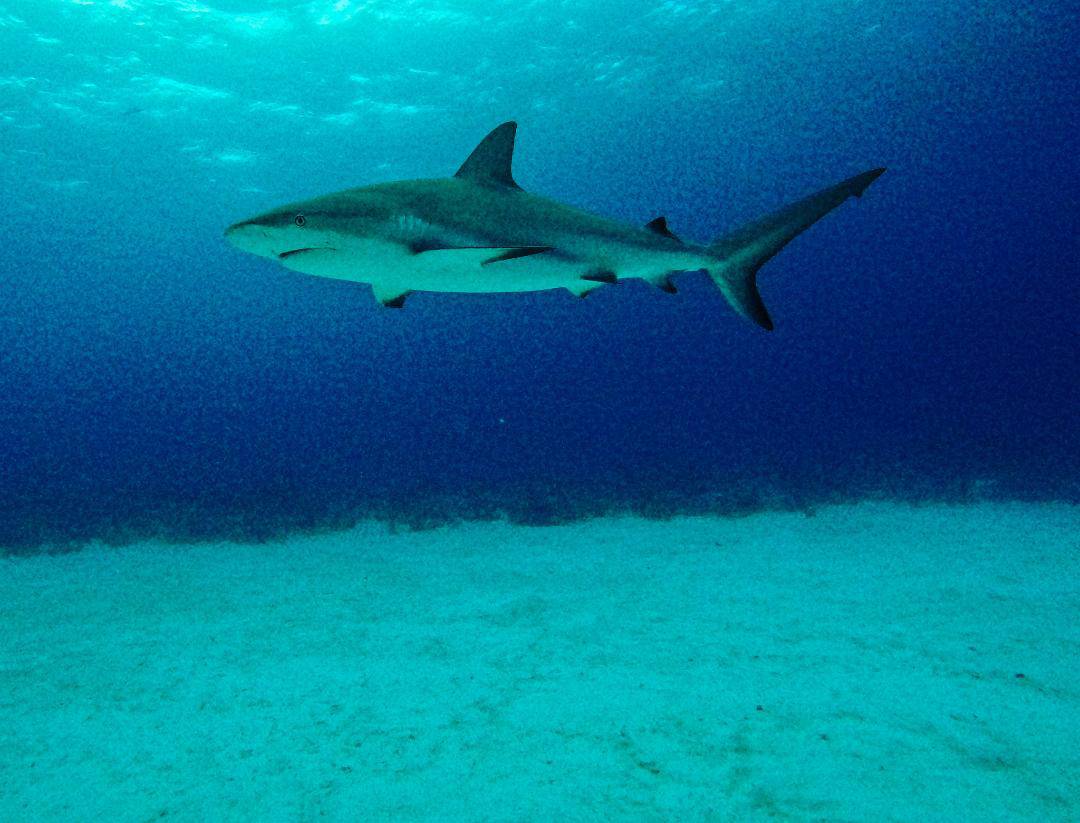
[294,214,306,227]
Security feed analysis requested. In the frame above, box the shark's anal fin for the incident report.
[645,216,682,242]
[372,283,412,308]
[454,122,521,190]
[656,274,678,294]
[582,270,617,284]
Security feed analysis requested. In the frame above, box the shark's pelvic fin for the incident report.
[454,122,521,190]
[708,167,886,330]
[372,283,412,308]
[644,216,681,242]
[567,280,605,298]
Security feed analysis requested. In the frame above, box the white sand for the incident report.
[2,502,1078,821]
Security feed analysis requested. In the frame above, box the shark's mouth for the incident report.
[276,245,317,258]
[278,247,334,259]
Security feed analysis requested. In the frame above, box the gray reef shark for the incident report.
[225,122,884,329]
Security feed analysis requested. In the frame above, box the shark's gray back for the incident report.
[352,178,692,257]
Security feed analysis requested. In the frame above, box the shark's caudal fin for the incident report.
[708,167,886,330]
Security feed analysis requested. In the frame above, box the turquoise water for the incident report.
[1,0,1078,818]
[2,1,1077,548]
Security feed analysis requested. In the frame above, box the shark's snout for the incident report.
[224,220,276,257]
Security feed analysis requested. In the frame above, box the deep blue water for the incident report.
[1,1,1077,549]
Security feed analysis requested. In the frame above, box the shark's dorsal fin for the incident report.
[454,122,521,190]
[645,216,681,242]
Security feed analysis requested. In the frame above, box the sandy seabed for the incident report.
[2,502,1078,821]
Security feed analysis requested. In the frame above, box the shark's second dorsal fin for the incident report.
[455,122,521,190]
[645,216,681,242]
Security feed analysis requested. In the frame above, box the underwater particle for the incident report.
[1015,673,1025,679]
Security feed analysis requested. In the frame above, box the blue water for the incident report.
[1,1,1077,550]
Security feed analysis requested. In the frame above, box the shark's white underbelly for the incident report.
[279,238,713,296]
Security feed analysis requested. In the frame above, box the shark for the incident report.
[225,122,884,329]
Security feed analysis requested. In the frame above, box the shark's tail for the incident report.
[706,167,886,330]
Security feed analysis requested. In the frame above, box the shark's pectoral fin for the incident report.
[411,241,554,267]
[482,246,553,265]
[372,283,412,308]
